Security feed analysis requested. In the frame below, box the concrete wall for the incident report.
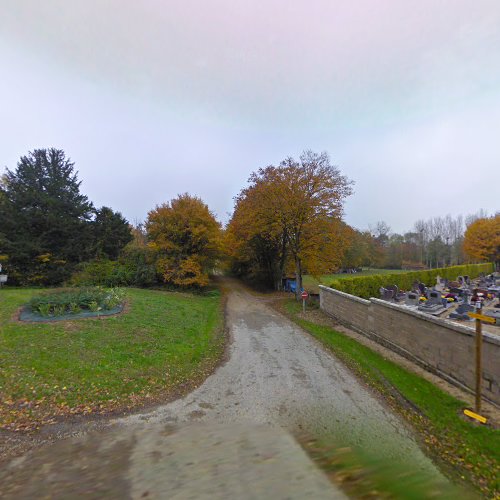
[320,285,500,406]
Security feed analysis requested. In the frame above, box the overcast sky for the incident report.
[1,1,499,233]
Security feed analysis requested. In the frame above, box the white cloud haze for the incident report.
[1,0,499,232]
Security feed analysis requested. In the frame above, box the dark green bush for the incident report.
[329,263,494,299]
[70,260,134,287]
[120,246,158,287]
[70,249,158,288]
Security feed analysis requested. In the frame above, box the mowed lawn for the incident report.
[303,268,407,293]
[0,288,224,431]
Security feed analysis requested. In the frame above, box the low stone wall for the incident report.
[320,285,500,406]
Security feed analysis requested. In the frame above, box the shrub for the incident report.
[69,302,81,314]
[37,303,51,317]
[70,260,133,287]
[70,251,159,288]
[329,263,494,299]
[88,300,100,312]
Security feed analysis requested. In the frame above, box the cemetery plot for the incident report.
[378,271,500,323]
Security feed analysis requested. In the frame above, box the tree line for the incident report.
[345,211,499,271]
[1,148,498,290]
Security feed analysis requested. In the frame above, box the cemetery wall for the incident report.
[319,285,500,406]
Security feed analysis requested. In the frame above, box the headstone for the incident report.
[379,287,395,301]
[405,292,419,306]
[418,302,446,315]
[456,303,474,314]
[435,275,445,292]
[418,289,446,315]
[457,276,464,285]
[418,283,427,295]
[449,302,475,320]
[462,289,472,304]
[428,290,442,305]
[387,284,405,302]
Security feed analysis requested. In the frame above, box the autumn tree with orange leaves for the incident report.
[226,151,353,298]
[463,214,500,269]
[147,194,222,288]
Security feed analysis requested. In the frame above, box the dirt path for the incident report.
[1,280,449,497]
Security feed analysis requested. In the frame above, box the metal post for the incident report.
[475,317,482,413]
[302,298,306,314]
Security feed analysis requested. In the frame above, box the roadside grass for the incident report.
[0,287,224,432]
[303,268,406,293]
[283,299,499,498]
[299,434,468,500]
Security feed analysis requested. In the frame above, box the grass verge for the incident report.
[0,287,225,432]
[282,299,499,498]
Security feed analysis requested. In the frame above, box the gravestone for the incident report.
[405,292,419,307]
[379,287,395,301]
[434,275,445,293]
[418,283,428,296]
[462,289,472,304]
[418,289,446,315]
[456,303,474,314]
[387,285,404,301]
[427,290,442,306]
[449,303,474,321]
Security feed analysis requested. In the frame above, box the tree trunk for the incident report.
[295,257,302,301]
[278,232,287,290]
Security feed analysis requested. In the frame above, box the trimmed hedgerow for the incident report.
[328,263,494,299]
[29,287,125,317]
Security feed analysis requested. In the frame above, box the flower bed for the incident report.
[24,287,125,320]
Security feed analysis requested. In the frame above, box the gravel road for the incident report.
[116,281,443,474]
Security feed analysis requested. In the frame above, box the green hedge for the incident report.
[329,263,494,299]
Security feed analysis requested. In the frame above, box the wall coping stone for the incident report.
[319,285,370,305]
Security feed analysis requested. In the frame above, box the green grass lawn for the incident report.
[0,288,224,431]
[303,268,406,293]
[283,299,499,498]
